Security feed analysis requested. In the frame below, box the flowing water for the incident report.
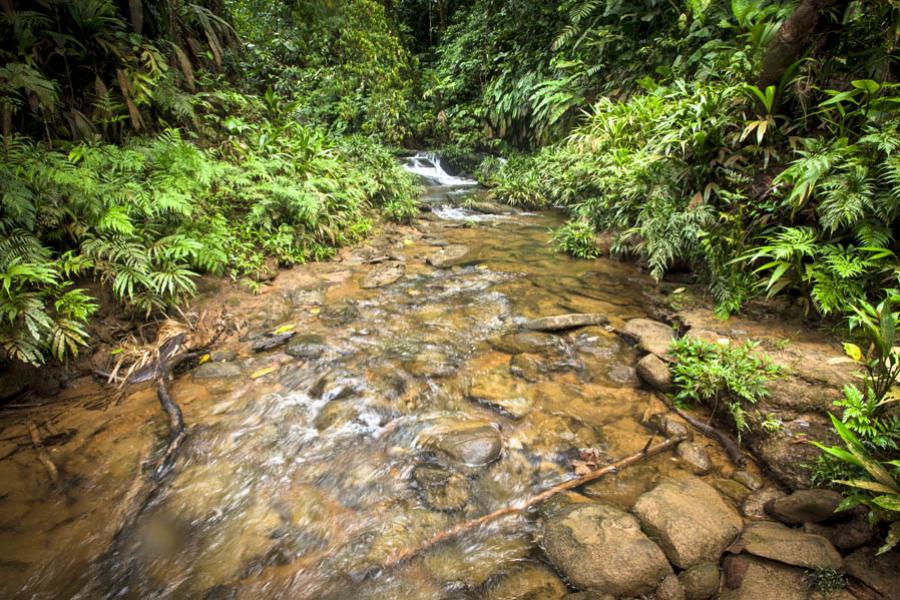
[0,158,735,598]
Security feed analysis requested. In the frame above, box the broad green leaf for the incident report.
[843,342,863,362]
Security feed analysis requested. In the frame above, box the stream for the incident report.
[0,156,740,598]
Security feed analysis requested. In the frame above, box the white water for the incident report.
[403,152,477,187]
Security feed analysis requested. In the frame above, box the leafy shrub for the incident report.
[552,221,601,259]
[670,337,781,436]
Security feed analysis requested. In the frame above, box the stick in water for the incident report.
[27,420,58,484]
[382,435,684,569]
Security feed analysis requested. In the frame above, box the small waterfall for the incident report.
[402,152,477,187]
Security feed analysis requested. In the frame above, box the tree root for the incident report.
[653,392,746,467]
[381,435,684,569]
[27,420,58,484]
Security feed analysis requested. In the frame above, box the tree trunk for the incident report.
[757,0,848,89]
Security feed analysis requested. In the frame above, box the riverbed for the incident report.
[0,161,755,598]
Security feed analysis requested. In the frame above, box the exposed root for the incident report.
[27,420,59,484]
[654,391,746,467]
[380,435,684,569]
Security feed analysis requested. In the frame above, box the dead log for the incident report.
[382,435,684,568]
[653,391,746,467]
[27,420,58,484]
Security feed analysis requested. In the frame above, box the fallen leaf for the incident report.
[250,366,276,380]
[198,354,210,365]
[273,323,295,335]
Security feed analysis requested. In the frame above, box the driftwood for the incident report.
[382,435,684,569]
[27,420,58,484]
[653,392,746,467]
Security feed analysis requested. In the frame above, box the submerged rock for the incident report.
[523,313,609,332]
[728,521,842,570]
[541,502,672,595]
[251,331,295,352]
[468,376,532,419]
[633,476,743,568]
[285,335,328,360]
[360,262,405,289]
[676,442,711,475]
[489,331,557,355]
[413,465,470,512]
[764,489,843,524]
[420,420,502,469]
[483,563,567,600]
[193,361,242,380]
[636,353,671,391]
[622,318,675,358]
[426,245,470,268]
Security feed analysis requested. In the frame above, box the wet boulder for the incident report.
[426,245,470,268]
[728,521,842,570]
[420,420,503,469]
[541,502,672,596]
[360,262,405,289]
[636,353,671,391]
[523,313,609,332]
[633,476,743,568]
[763,489,843,524]
[483,563,567,600]
[622,318,675,358]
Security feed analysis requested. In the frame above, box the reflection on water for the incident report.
[0,170,690,599]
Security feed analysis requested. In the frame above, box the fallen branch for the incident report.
[27,420,58,484]
[382,435,684,569]
[653,392,746,467]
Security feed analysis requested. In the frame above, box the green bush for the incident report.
[552,221,601,259]
[670,337,781,436]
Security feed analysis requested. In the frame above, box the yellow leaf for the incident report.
[273,324,295,335]
[250,366,276,380]
[199,354,210,365]
[673,287,685,294]
[310,307,321,315]
[403,239,413,247]
[843,342,863,362]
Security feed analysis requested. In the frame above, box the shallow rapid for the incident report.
[0,160,714,598]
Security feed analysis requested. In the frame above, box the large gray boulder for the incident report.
[633,476,743,568]
[541,502,672,596]
[729,521,843,570]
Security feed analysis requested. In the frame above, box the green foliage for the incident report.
[670,337,781,436]
[813,414,900,555]
[804,567,846,595]
[552,220,601,259]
